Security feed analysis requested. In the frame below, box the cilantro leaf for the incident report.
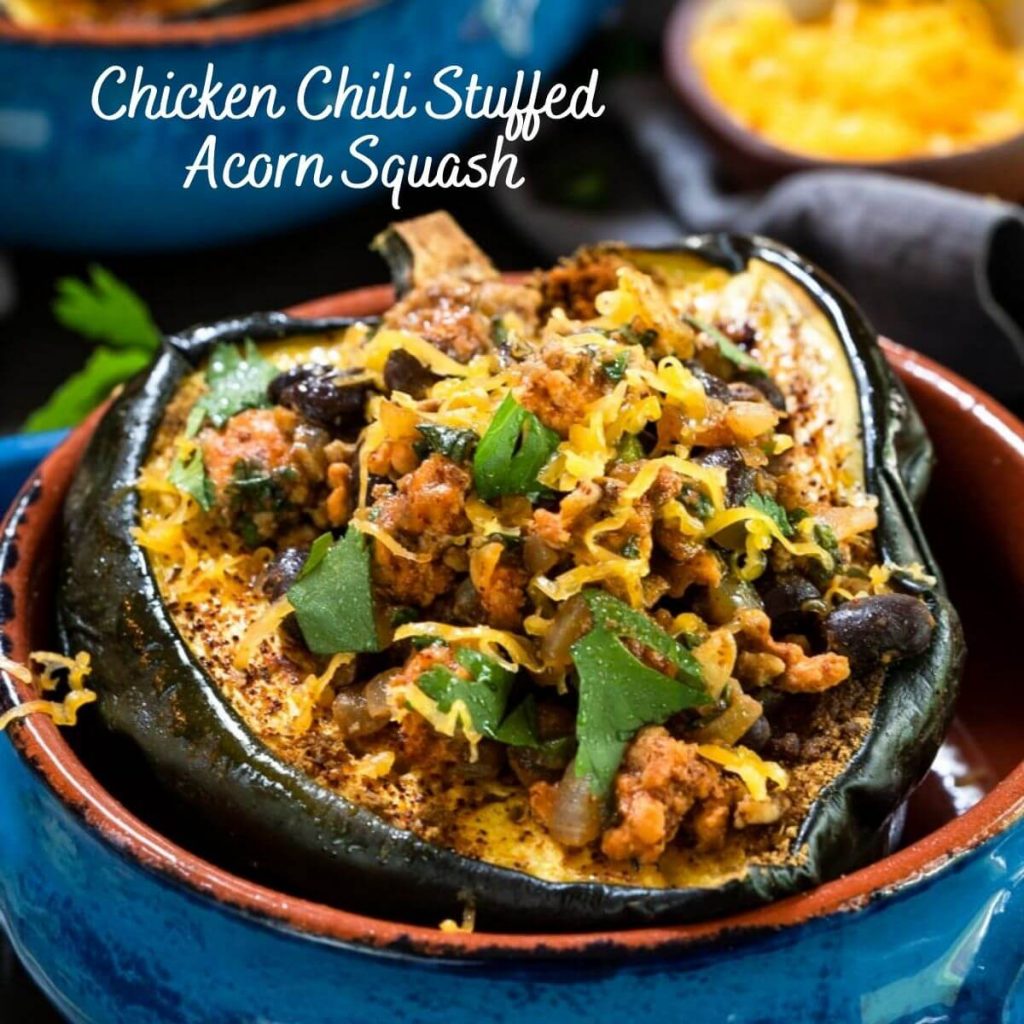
[492,695,540,746]
[415,423,479,464]
[570,591,708,797]
[168,448,215,511]
[417,648,517,740]
[746,492,795,539]
[682,313,766,377]
[23,346,152,432]
[287,528,381,654]
[572,626,708,797]
[601,351,630,382]
[493,696,576,761]
[582,590,705,687]
[186,340,277,435]
[53,265,161,352]
[473,393,560,502]
[296,533,334,582]
[24,266,162,433]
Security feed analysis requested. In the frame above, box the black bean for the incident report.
[268,364,371,438]
[383,349,438,399]
[741,715,771,752]
[684,360,731,403]
[825,594,935,674]
[760,573,824,637]
[694,446,755,506]
[260,546,308,600]
[737,371,787,412]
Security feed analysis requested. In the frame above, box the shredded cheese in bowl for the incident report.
[691,0,1024,160]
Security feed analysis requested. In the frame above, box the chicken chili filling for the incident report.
[136,214,936,886]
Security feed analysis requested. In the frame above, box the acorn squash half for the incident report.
[57,222,963,930]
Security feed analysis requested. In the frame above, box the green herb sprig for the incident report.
[24,267,162,432]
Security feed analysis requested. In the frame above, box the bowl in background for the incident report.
[664,0,1024,200]
[0,0,615,251]
[1,285,1023,1020]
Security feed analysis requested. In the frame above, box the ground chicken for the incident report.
[476,560,530,631]
[601,726,737,863]
[384,278,541,363]
[515,342,607,436]
[375,455,470,538]
[532,480,603,549]
[736,608,851,693]
[200,407,331,542]
[370,455,471,607]
[202,407,296,495]
[539,251,624,320]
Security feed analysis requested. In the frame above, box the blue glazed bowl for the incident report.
[1,328,1023,1023]
[0,0,615,251]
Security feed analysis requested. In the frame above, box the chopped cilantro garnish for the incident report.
[227,459,296,547]
[297,533,334,582]
[621,536,641,559]
[492,695,540,746]
[814,522,842,568]
[682,313,766,378]
[417,648,519,742]
[615,324,658,348]
[390,606,420,628]
[473,393,560,502]
[415,423,479,464]
[681,482,715,521]
[746,492,795,539]
[168,448,215,511]
[616,433,645,463]
[601,351,630,382]
[186,340,278,435]
[54,265,161,351]
[570,591,707,797]
[491,315,510,349]
[24,267,161,433]
[287,527,381,654]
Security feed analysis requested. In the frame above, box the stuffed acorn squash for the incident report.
[58,213,963,929]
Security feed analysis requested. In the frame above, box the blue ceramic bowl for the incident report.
[1,337,1023,1023]
[0,0,615,251]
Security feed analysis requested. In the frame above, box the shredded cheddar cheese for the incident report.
[697,743,790,801]
[0,652,97,732]
[392,623,542,673]
[692,0,1024,161]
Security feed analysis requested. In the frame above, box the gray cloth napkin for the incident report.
[496,77,1024,406]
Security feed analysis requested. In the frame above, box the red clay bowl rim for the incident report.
[2,294,1024,959]
[663,0,1024,175]
[0,0,381,46]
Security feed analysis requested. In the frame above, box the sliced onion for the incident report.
[523,534,560,577]
[364,669,400,719]
[690,690,763,745]
[548,765,602,847]
[333,689,389,738]
[539,594,591,670]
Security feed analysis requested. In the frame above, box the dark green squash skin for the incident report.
[57,239,964,931]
